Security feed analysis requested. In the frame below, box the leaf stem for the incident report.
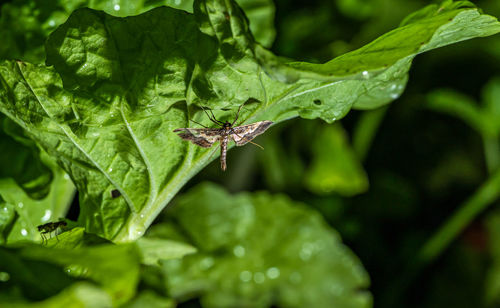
[483,134,500,174]
[384,167,500,306]
[352,106,389,162]
[417,167,500,264]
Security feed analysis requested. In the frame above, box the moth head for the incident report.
[223,121,232,129]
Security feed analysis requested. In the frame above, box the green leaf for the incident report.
[122,291,175,308]
[6,282,113,308]
[137,237,197,265]
[0,0,275,63]
[17,243,141,306]
[0,0,499,241]
[0,115,53,199]
[0,197,17,244]
[305,124,369,196]
[0,158,75,244]
[161,183,371,308]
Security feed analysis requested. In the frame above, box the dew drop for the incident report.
[64,173,70,180]
[299,242,314,261]
[253,272,265,284]
[108,168,113,172]
[390,93,400,99]
[41,209,52,222]
[20,229,28,236]
[200,257,214,270]
[233,245,245,257]
[17,202,24,209]
[2,207,8,212]
[266,267,280,279]
[139,214,145,219]
[114,4,120,11]
[0,272,10,282]
[175,0,181,4]
[362,70,369,78]
[239,270,252,282]
[48,20,55,27]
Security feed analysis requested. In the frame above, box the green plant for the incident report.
[0,0,499,307]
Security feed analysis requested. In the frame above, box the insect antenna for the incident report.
[247,140,265,150]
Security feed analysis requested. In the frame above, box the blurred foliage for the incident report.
[160,183,371,308]
[0,0,499,308]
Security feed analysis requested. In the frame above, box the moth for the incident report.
[173,105,273,171]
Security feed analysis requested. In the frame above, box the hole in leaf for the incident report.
[313,99,322,105]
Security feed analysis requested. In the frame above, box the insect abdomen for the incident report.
[220,136,228,171]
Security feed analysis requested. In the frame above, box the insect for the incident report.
[173,104,273,171]
[111,189,121,198]
[37,220,67,244]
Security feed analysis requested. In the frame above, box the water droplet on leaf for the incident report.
[41,209,52,222]
[253,272,265,284]
[266,267,280,279]
[239,270,252,282]
[233,245,245,257]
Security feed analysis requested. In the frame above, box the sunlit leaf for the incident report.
[0,0,498,242]
[17,243,141,306]
[0,0,275,63]
[137,237,197,265]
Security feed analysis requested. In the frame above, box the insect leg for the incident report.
[200,106,223,127]
[190,119,208,128]
[231,102,246,126]
[41,233,46,245]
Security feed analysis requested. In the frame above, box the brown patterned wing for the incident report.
[173,128,221,148]
[230,121,273,146]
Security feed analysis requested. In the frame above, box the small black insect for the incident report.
[173,105,273,171]
[111,189,121,198]
[37,221,67,244]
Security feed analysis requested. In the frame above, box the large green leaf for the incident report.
[161,183,371,308]
[0,112,75,244]
[0,145,75,244]
[0,0,275,63]
[0,0,499,241]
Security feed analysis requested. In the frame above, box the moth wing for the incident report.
[173,128,221,148]
[231,121,273,146]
